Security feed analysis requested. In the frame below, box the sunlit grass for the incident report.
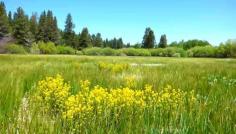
[0,55,235,133]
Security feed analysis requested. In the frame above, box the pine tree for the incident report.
[63,13,76,47]
[52,16,59,43]
[94,33,103,47]
[158,34,167,48]
[103,38,109,47]
[29,13,38,41]
[8,11,13,32]
[37,11,47,42]
[91,34,96,46]
[117,38,123,49]
[36,10,58,43]
[45,10,54,42]
[79,28,91,48]
[112,38,117,49]
[0,1,9,38]
[12,7,31,45]
[142,27,155,48]
[126,43,131,48]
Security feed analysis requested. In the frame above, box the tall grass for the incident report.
[0,55,235,133]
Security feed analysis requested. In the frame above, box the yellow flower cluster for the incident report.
[36,74,70,113]
[36,75,197,126]
[124,75,136,88]
[98,62,129,73]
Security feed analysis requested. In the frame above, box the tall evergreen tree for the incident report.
[94,33,103,47]
[0,1,9,38]
[36,10,58,43]
[91,34,96,46]
[63,13,76,47]
[8,11,13,32]
[46,10,58,43]
[112,38,117,49]
[44,10,54,42]
[79,28,91,48]
[126,43,131,48]
[37,11,47,42]
[52,16,59,43]
[12,7,31,45]
[142,27,155,48]
[29,13,38,41]
[158,34,167,48]
[117,38,123,49]
[103,38,109,47]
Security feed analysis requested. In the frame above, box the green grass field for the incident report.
[0,55,235,133]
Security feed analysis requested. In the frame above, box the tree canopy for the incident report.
[142,27,155,48]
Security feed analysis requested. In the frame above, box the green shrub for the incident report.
[150,47,187,57]
[101,47,118,56]
[76,50,83,55]
[5,44,27,54]
[57,45,75,54]
[225,40,236,58]
[83,47,120,56]
[38,42,57,54]
[163,47,176,57]
[120,48,151,56]
[83,47,103,55]
[30,43,40,54]
[173,53,181,57]
[215,44,227,58]
[176,48,187,57]
[149,48,164,56]
[188,46,216,57]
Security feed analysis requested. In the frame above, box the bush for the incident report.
[225,40,236,58]
[101,47,118,56]
[5,44,27,54]
[215,44,227,58]
[83,47,104,55]
[76,50,83,55]
[30,43,40,54]
[173,53,181,57]
[83,47,120,56]
[57,45,75,54]
[183,40,211,50]
[149,48,164,56]
[150,47,187,57]
[120,48,151,56]
[188,46,216,57]
[162,47,176,57]
[38,42,57,54]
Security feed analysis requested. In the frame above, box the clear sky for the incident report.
[2,0,236,45]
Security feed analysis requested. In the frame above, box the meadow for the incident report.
[0,55,235,133]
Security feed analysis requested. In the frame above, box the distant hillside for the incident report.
[0,35,15,53]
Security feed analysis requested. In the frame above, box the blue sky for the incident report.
[2,0,236,45]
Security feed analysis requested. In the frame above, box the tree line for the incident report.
[0,1,169,49]
[1,1,235,55]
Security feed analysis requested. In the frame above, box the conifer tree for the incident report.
[63,13,76,47]
[37,11,47,42]
[29,13,38,41]
[142,27,155,48]
[117,38,123,49]
[79,28,91,48]
[158,34,167,48]
[94,33,103,47]
[12,7,31,45]
[0,1,9,38]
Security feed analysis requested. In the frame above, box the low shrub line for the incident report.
[5,41,236,58]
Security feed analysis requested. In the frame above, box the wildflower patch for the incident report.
[32,75,197,129]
